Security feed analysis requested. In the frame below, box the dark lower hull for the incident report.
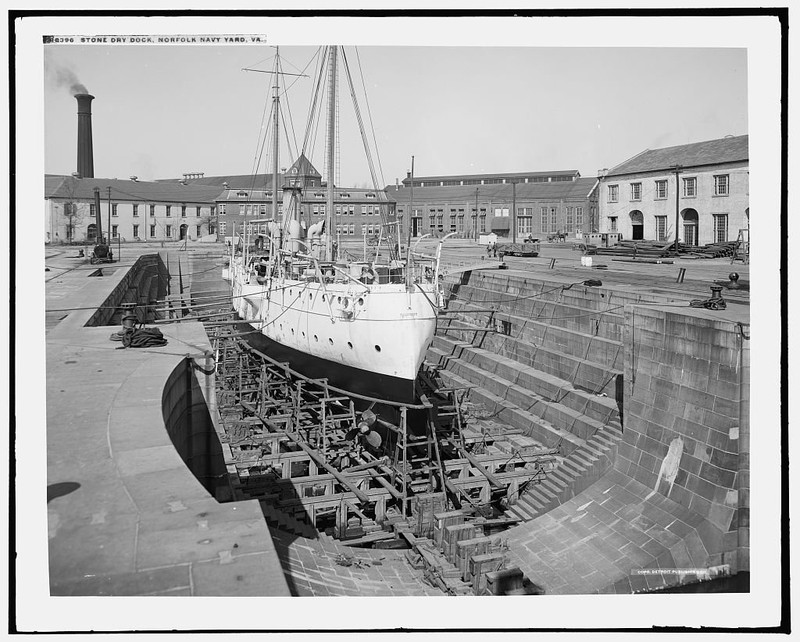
[236,321,419,405]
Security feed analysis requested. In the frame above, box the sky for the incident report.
[44,41,748,189]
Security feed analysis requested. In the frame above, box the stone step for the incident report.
[430,343,618,442]
[442,284,626,343]
[440,309,623,395]
[433,333,621,430]
[430,362,586,455]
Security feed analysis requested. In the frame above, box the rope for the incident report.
[110,327,169,348]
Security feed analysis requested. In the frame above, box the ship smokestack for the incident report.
[75,93,95,178]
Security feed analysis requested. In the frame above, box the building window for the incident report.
[540,207,549,233]
[576,207,584,227]
[630,183,641,201]
[608,185,619,202]
[218,204,226,216]
[450,217,457,232]
[517,216,532,235]
[713,213,729,242]
[608,217,618,232]
[362,205,367,215]
[90,204,96,218]
[111,224,118,238]
[566,206,574,229]
[655,180,668,200]
[655,215,668,241]
[166,225,173,238]
[714,174,729,196]
[150,224,156,238]
[111,203,118,217]
[478,215,486,233]
[683,177,697,197]
[196,225,202,237]
[150,204,155,217]
[437,215,444,233]
[550,207,558,232]
[181,205,187,217]
[219,221,227,234]
[239,204,244,216]
[494,208,509,217]
[196,206,202,216]
[132,204,139,217]
[456,216,464,232]
[133,224,139,238]
[165,205,172,217]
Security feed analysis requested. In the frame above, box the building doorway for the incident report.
[87,223,97,242]
[411,217,422,237]
[179,223,188,240]
[629,210,644,240]
[681,208,699,246]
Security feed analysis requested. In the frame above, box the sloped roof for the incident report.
[286,153,321,178]
[156,174,277,189]
[45,175,223,203]
[607,135,748,177]
[386,176,598,204]
[403,169,580,185]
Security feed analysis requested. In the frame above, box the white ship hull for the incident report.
[225,261,438,402]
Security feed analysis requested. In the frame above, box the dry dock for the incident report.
[41,239,750,597]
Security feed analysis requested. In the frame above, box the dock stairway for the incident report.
[428,274,627,523]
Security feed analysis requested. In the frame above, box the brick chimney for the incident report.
[75,93,95,178]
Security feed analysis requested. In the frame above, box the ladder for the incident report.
[731,228,749,264]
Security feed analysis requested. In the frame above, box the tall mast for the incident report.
[272,49,281,225]
[325,46,338,261]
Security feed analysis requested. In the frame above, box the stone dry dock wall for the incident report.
[162,356,232,503]
[436,270,750,591]
[619,305,750,573]
[85,253,170,326]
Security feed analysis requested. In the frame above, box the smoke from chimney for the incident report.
[53,64,88,95]
[75,93,95,178]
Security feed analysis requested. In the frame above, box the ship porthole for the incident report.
[309,293,312,300]
[375,345,381,352]
[357,298,364,306]
[291,328,294,335]
[328,338,334,345]
[314,335,319,342]
[322,295,326,302]
[347,341,353,349]
[302,331,305,338]
[337,296,342,304]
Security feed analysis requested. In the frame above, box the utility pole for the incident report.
[474,187,479,242]
[107,186,112,245]
[511,180,518,244]
[406,155,415,250]
[673,164,682,254]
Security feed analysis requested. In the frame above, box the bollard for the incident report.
[676,267,686,283]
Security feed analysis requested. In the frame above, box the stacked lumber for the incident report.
[593,239,740,259]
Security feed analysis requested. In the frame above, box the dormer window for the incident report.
[366,193,376,199]
[340,193,351,198]
[237,191,248,198]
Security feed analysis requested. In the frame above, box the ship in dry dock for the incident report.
[223,46,443,404]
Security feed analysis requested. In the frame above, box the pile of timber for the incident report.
[593,239,740,259]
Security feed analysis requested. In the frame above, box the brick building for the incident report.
[387,170,599,240]
[170,154,398,242]
[597,135,749,245]
[44,175,221,243]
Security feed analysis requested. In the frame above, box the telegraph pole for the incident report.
[474,187,479,242]
[511,180,518,244]
[672,164,682,254]
[107,186,112,245]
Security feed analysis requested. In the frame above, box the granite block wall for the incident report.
[617,306,750,571]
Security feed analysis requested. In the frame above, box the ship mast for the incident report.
[272,49,280,230]
[325,46,338,261]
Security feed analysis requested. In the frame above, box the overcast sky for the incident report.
[44,44,748,187]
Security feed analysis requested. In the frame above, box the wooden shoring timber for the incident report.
[239,399,370,503]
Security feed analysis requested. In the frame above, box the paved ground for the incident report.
[42,244,290,598]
